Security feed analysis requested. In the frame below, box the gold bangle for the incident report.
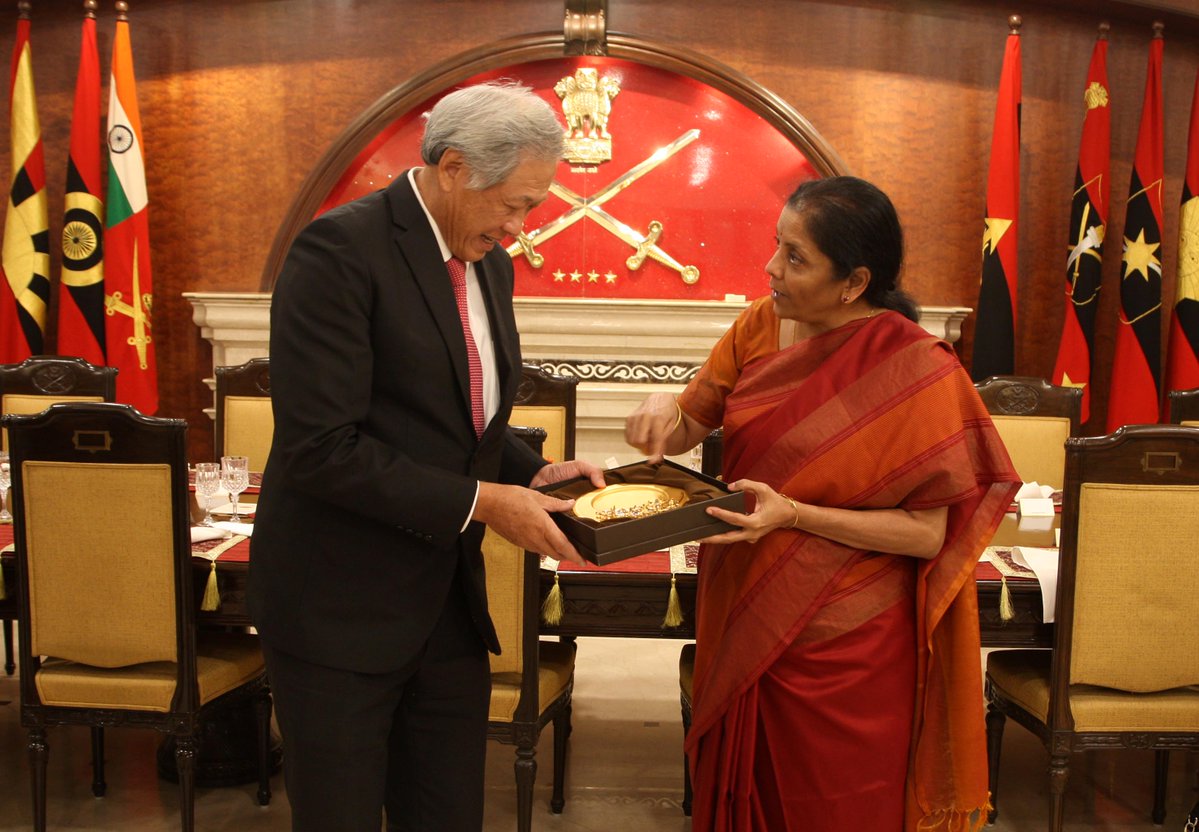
[670,398,684,434]
[783,496,801,529]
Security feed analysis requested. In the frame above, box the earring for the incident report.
[841,294,850,304]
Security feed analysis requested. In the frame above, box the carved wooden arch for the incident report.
[260,31,850,291]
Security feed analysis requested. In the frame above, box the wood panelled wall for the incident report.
[4,0,1199,459]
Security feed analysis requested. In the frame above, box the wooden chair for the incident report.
[974,375,1083,489]
[512,364,578,463]
[214,357,273,473]
[0,356,117,676]
[3,402,272,831]
[482,530,575,832]
[984,424,1199,830]
[679,642,696,816]
[1167,387,1199,426]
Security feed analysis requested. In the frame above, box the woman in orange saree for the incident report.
[626,177,1019,831]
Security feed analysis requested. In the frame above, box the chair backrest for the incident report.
[3,403,197,710]
[1167,387,1199,427]
[1053,425,1199,709]
[481,531,540,722]
[0,356,117,451]
[512,364,578,463]
[215,357,273,472]
[974,375,1082,489]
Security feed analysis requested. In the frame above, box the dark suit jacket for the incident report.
[248,173,546,674]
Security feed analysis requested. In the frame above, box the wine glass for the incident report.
[0,451,10,523]
[220,456,249,522]
[194,462,221,526]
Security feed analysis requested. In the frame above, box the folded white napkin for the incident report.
[213,520,254,537]
[207,502,256,516]
[1010,546,1060,623]
[190,526,231,544]
[1014,481,1055,501]
[1016,513,1055,531]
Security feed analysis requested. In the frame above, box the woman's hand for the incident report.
[699,479,799,544]
[625,392,682,461]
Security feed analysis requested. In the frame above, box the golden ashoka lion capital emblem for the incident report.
[555,68,621,165]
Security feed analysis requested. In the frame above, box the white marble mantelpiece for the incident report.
[186,292,971,463]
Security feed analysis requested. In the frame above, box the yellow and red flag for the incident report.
[57,4,105,365]
[1,9,48,361]
[1166,67,1199,396]
[1107,27,1164,431]
[1051,30,1110,424]
[104,9,157,413]
[971,20,1021,381]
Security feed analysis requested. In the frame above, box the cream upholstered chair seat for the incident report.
[985,426,1199,831]
[3,403,272,831]
[482,528,575,830]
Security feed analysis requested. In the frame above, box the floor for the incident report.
[0,638,1194,831]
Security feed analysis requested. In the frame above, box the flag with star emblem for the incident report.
[1107,28,1164,431]
[971,24,1021,381]
[56,6,105,365]
[104,9,157,413]
[1166,67,1199,397]
[1051,32,1110,424]
[0,11,48,361]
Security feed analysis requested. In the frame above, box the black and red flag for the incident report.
[1051,28,1110,424]
[56,1,105,364]
[1107,24,1165,431]
[971,17,1021,381]
[1165,66,1199,396]
[0,5,48,362]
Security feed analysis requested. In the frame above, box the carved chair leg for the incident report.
[551,705,569,813]
[90,726,107,797]
[985,705,1006,823]
[514,742,537,832]
[28,727,48,832]
[176,735,197,832]
[254,689,273,806]
[3,619,13,675]
[1048,752,1070,832]
[682,699,693,817]
[1153,749,1168,825]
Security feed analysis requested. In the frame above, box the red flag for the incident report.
[1107,26,1164,431]
[1165,66,1199,396]
[0,10,48,361]
[971,20,1021,381]
[57,6,105,365]
[1051,31,1111,424]
[104,8,157,413]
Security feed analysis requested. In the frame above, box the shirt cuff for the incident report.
[460,481,480,534]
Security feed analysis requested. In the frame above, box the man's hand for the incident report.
[529,459,606,490]
[473,482,587,565]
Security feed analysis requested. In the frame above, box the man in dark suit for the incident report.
[249,82,603,832]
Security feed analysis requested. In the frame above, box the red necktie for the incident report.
[446,257,486,438]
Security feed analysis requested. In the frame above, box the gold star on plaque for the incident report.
[1059,371,1086,390]
[587,270,600,283]
[552,270,565,283]
[569,270,582,283]
[982,217,1013,255]
[1122,228,1161,282]
[604,271,617,284]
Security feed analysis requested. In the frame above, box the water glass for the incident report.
[194,462,221,526]
[220,455,250,522]
[0,451,10,523]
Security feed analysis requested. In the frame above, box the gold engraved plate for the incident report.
[572,483,688,522]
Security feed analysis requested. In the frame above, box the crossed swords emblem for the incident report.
[506,129,701,285]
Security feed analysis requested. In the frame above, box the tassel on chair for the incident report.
[998,574,1014,622]
[200,560,220,612]
[541,573,564,625]
[663,573,684,628]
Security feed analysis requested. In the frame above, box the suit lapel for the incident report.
[387,176,472,411]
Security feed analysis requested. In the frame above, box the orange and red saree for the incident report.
[679,304,1019,831]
